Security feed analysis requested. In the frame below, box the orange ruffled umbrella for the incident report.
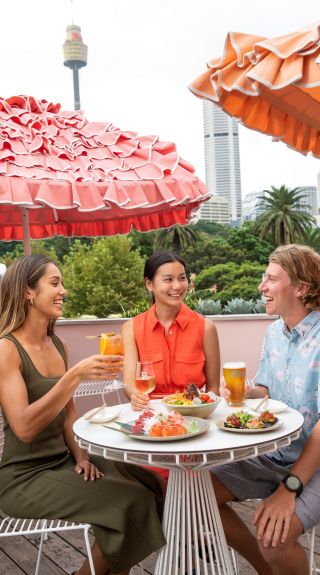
[189,22,320,158]
[0,96,210,253]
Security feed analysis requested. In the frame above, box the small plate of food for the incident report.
[216,410,283,433]
[104,409,210,441]
[162,384,221,418]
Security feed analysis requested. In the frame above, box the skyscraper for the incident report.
[201,101,242,225]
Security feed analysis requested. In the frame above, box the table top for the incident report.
[73,400,304,470]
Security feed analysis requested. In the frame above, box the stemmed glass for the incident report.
[135,361,156,397]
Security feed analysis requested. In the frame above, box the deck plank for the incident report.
[0,503,319,574]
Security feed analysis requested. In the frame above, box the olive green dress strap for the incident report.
[2,333,67,375]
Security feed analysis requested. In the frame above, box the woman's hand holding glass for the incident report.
[74,354,124,382]
[99,333,124,381]
[131,361,155,411]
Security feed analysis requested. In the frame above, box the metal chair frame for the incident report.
[0,411,95,574]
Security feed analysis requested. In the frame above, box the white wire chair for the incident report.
[0,412,96,575]
[308,527,320,575]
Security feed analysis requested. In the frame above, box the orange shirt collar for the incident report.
[147,303,190,331]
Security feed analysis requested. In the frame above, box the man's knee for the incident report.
[257,515,304,566]
[211,473,236,505]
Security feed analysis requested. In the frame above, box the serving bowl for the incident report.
[161,395,222,419]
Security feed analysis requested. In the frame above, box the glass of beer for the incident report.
[223,362,246,406]
[135,361,156,396]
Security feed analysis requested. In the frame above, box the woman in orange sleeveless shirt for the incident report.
[122,251,220,410]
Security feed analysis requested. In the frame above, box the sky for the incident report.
[2,0,320,198]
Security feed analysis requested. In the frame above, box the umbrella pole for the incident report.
[22,207,31,256]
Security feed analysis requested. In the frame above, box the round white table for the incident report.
[73,400,304,575]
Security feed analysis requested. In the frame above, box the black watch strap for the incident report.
[282,473,303,496]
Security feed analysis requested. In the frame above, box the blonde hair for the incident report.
[269,244,320,310]
[0,255,56,338]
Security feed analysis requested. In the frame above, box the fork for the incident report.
[83,402,107,421]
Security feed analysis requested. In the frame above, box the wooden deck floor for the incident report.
[0,501,319,574]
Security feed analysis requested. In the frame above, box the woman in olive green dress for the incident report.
[0,255,165,575]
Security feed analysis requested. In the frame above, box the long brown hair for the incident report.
[269,244,320,310]
[0,255,57,338]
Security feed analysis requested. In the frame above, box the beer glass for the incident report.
[223,362,246,406]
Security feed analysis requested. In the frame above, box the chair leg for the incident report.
[230,547,240,575]
[34,531,46,575]
[83,526,96,575]
[308,527,320,575]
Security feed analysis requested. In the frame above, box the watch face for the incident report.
[286,475,301,491]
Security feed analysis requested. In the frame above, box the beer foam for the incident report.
[223,362,246,369]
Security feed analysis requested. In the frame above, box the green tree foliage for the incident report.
[301,226,320,253]
[182,223,272,274]
[254,185,316,245]
[153,224,197,253]
[128,229,156,259]
[62,237,146,318]
[194,262,265,304]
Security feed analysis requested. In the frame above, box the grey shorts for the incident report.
[212,455,320,532]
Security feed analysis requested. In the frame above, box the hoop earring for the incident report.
[29,298,33,306]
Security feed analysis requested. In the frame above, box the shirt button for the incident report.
[169,331,173,335]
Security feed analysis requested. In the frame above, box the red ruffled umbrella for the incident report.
[0,96,209,253]
[189,22,320,158]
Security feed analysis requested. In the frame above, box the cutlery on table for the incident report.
[83,404,107,421]
[102,424,131,435]
[252,394,269,413]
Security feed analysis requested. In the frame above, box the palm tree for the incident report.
[153,224,197,253]
[254,185,316,245]
[302,226,320,253]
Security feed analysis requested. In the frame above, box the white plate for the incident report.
[84,405,122,424]
[216,418,283,433]
[109,416,210,441]
[245,398,288,414]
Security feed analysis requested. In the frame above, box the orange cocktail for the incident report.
[223,362,246,406]
[100,332,124,378]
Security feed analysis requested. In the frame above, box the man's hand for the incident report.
[219,377,251,402]
[254,485,296,547]
[74,459,104,481]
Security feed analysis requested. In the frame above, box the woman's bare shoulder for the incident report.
[0,337,21,366]
[122,319,134,335]
[204,318,218,334]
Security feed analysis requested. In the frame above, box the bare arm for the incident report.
[63,398,104,481]
[203,319,220,394]
[122,319,139,398]
[0,338,120,442]
[122,320,150,410]
[254,420,320,547]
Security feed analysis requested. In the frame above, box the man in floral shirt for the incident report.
[213,244,320,575]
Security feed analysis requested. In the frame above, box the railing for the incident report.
[56,314,276,377]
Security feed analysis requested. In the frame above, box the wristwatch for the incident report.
[282,473,303,496]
